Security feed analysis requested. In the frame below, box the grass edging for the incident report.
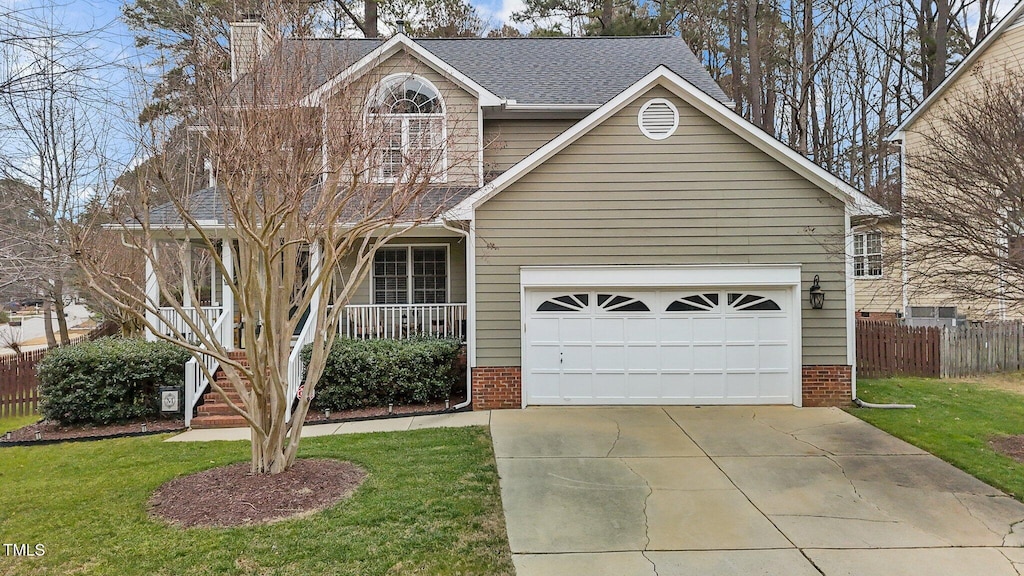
[850,377,1024,501]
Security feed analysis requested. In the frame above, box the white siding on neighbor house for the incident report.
[853,222,903,314]
[473,85,849,368]
[900,20,1024,320]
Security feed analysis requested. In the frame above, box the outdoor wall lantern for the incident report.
[809,275,825,310]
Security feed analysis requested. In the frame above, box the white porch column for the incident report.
[145,246,159,342]
[181,241,192,309]
[309,241,321,324]
[221,240,235,351]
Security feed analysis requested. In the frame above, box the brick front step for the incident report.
[191,352,252,428]
[190,414,249,428]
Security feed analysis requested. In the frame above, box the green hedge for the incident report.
[37,337,191,425]
[303,338,461,410]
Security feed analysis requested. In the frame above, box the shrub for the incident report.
[38,337,191,425]
[304,338,461,410]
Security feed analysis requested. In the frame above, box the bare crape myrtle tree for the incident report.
[74,8,471,474]
[902,68,1024,315]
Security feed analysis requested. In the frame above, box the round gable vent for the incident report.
[638,98,679,140]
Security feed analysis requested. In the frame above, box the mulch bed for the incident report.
[1,418,185,444]
[149,458,367,527]
[1,392,468,446]
[990,435,1024,463]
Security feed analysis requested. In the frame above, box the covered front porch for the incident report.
[143,230,469,427]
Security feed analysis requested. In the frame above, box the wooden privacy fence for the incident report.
[857,320,1024,379]
[0,322,118,417]
[941,321,1024,378]
[856,321,941,378]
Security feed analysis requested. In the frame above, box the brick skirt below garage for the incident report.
[802,365,853,407]
[471,367,522,410]
[471,365,853,409]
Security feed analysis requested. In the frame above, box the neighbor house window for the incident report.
[373,246,448,304]
[853,231,883,278]
[367,75,445,182]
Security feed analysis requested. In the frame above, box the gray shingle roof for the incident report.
[287,35,730,106]
[146,186,478,227]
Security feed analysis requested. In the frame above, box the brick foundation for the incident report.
[471,365,851,409]
[471,367,522,410]
[802,365,853,407]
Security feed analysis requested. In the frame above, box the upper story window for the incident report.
[853,231,883,278]
[368,74,446,182]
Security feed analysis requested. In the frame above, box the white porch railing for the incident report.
[183,308,232,428]
[155,306,223,342]
[341,303,467,340]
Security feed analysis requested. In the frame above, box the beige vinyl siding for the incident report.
[853,222,903,313]
[331,50,480,186]
[901,21,1024,319]
[483,119,577,174]
[474,85,848,368]
[339,236,467,306]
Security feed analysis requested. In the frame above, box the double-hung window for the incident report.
[853,231,883,278]
[373,246,448,304]
[368,75,445,182]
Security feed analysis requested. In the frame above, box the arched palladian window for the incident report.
[368,74,446,182]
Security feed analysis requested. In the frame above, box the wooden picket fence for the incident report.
[856,321,941,378]
[857,320,1024,379]
[0,322,118,417]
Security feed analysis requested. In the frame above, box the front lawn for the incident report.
[852,377,1024,500]
[0,427,514,575]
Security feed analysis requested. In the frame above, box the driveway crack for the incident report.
[605,418,622,458]
[998,547,1024,575]
[1003,517,1024,547]
[641,550,660,576]
[622,459,653,554]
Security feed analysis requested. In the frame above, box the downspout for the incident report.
[441,218,473,410]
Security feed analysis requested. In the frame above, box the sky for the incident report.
[1,0,1019,184]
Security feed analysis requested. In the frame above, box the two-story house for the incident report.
[862,0,1024,325]
[148,20,885,427]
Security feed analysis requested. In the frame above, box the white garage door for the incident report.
[524,288,795,405]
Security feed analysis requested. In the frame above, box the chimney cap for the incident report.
[395,19,406,34]
[241,11,264,22]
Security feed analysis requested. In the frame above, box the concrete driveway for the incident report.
[490,406,1024,575]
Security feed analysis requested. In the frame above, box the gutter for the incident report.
[440,218,473,411]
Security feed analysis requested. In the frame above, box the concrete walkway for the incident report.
[165,410,491,442]
[491,406,1024,576]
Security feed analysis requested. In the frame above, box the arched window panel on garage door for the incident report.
[727,293,782,311]
[537,294,589,312]
[596,294,650,312]
[666,293,720,312]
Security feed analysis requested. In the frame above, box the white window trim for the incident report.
[370,243,451,305]
[852,230,883,279]
[366,73,449,184]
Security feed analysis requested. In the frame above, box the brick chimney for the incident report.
[229,14,274,80]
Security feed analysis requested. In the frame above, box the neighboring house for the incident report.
[851,217,902,319]
[887,0,1024,323]
[147,21,886,427]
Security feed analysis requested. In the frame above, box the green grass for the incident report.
[0,427,514,575]
[0,414,38,435]
[852,377,1024,500]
